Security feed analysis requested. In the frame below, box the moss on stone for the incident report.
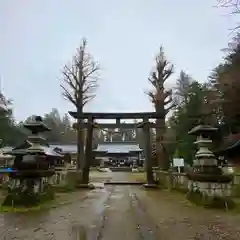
[232,184,240,198]
[53,184,75,193]
[186,190,235,209]
[186,173,232,183]
[2,183,55,208]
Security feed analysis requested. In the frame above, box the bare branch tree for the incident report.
[217,0,240,14]
[61,39,100,108]
[60,38,100,177]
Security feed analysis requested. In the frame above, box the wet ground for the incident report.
[0,172,240,239]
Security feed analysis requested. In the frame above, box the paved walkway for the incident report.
[0,172,239,239]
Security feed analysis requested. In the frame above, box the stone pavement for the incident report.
[0,172,239,239]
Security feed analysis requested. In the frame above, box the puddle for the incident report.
[109,194,124,199]
[2,210,51,230]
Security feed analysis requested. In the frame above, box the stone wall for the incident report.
[0,169,82,187]
[155,170,240,197]
[188,180,231,197]
[155,170,188,191]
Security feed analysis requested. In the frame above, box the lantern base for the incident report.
[2,178,55,207]
[186,189,235,209]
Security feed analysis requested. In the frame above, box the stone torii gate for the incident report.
[68,111,164,187]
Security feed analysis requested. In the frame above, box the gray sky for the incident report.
[0,0,237,122]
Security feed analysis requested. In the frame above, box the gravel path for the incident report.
[131,188,240,240]
[0,172,239,239]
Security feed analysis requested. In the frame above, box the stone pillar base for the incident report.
[2,178,55,208]
[186,175,235,209]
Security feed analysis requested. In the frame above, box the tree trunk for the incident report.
[161,143,169,170]
[156,118,163,168]
[156,118,169,170]
[155,102,169,170]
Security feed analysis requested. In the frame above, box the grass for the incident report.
[89,169,147,183]
[230,198,240,213]
[53,184,76,193]
[233,167,240,174]
[0,199,71,213]
[232,184,240,198]
[89,171,112,183]
[0,188,85,213]
[128,172,146,182]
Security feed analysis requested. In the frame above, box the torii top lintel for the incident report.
[68,111,165,120]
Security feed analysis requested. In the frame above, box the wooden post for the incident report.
[82,116,94,184]
[137,152,140,166]
[142,117,155,186]
[110,131,113,142]
[116,118,120,126]
[168,168,173,190]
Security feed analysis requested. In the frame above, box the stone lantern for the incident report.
[187,124,234,208]
[2,116,61,207]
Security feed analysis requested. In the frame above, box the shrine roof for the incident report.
[94,142,143,154]
[3,142,143,155]
[9,145,63,157]
[214,135,240,155]
[2,142,63,157]
[49,144,78,154]
[41,146,64,156]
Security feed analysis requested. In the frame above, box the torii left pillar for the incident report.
[141,117,158,188]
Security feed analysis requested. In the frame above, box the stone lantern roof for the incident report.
[188,125,218,136]
[24,116,50,134]
[9,116,62,157]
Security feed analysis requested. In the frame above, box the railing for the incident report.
[0,168,239,196]
[0,168,79,187]
[155,170,188,192]
[155,170,240,196]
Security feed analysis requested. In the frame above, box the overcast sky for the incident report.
[0,0,237,122]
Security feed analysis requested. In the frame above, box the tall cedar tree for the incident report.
[210,34,240,134]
